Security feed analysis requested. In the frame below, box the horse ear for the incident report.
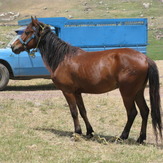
[31,16,34,21]
[35,16,38,20]
[31,16,36,25]
[31,16,38,26]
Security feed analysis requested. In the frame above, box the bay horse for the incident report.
[11,17,162,144]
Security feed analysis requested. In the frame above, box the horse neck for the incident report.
[38,31,79,71]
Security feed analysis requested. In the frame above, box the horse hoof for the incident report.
[71,133,83,142]
[137,135,146,144]
[86,132,94,139]
[75,129,82,135]
[136,138,145,144]
[114,137,124,144]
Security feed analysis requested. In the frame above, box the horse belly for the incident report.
[52,72,118,94]
[77,76,118,94]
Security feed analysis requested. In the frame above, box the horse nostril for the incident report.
[11,45,14,50]
[11,45,16,52]
[10,45,21,54]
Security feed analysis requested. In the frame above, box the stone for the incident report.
[143,3,150,9]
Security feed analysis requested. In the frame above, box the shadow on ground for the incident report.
[5,83,57,91]
[34,127,148,146]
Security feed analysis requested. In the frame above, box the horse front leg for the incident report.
[75,93,94,137]
[63,92,82,135]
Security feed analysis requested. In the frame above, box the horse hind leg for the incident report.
[135,90,149,143]
[120,95,138,140]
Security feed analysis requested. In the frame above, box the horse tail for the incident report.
[147,58,162,143]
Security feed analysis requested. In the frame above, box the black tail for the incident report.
[148,58,162,142]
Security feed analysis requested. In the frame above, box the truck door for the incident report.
[18,51,49,77]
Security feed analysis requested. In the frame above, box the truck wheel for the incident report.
[0,63,9,91]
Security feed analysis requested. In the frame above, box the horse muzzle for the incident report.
[11,45,21,54]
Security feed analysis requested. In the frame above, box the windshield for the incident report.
[7,35,20,48]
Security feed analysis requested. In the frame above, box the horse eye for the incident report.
[25,31,30,35]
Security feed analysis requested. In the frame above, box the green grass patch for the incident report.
[147,29,163,60]
[0,26,18,48]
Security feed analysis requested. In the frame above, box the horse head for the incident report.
[11,16,45,54]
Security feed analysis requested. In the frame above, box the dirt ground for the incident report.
[0,60,163,104]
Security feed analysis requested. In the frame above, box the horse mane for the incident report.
[38,26,80,71]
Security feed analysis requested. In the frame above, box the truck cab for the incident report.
[0,26,51,90]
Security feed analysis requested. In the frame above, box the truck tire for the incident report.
[0,63,9,90]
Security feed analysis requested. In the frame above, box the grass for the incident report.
[0,88,163,162]
[0,26,18,48]
[0,78,163,162]
[147,28,163,60]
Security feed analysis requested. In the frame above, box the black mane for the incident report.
[38,27,80,71]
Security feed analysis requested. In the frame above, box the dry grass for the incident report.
[0,0,163,25]
[0,62,163,162]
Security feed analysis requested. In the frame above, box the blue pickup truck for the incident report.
[0,17,148,90]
